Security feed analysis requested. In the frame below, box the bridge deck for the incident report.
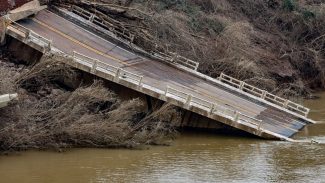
[9,9,312,139]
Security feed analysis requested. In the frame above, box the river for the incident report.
[0,94,324,183]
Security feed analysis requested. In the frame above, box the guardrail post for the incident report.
[24,30,31,41]
[164,86,169,96]
[210,104,215,115]
[171,53,177,63]
[115,68,121,82]
[220,72,224,78]
[257,120,262,131]
[47,40,52,52]
[194,63,199,71]
[185,94,192,106]
[138,76,143,87]
[233,111,239,122]
[89,14,95,22]
[261,90,267,99]
[91,60,98,73]
[217,72,224,81]
[283,99,289,108]
[239,81,244,90]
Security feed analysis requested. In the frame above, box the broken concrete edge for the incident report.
[49,6,315,125]
[8,0,47,22]
[0,0,46,45]
[0,93,18,108]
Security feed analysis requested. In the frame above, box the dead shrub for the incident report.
[0,54,181,152]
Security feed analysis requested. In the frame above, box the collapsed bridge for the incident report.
[1,1,316,141]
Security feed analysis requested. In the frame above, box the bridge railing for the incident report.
[165,86,263,129]
[73,51,97,66]
[6,19,30,38]
[55,5,311,119]
[5,16,313,139]
[73,51,143,85]
[218,73,310,117]
[70,5,92,20]
[29,31,52,49]
[71,51,264,131]
[152,51,199,71]
[68,5,199,71]
[172,53,199,71]
[70,5,134,43]
[118,69,143,85]
[6,18,52,51]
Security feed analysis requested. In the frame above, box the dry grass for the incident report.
[0,53,181,152]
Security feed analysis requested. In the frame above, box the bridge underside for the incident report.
[3,7,314,140]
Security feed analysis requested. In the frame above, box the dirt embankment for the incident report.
[51,0,325,99]
[0,47,181,153]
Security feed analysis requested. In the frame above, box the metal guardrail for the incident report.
[218,73,310,117]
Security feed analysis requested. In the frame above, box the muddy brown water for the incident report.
[0,94,325,183]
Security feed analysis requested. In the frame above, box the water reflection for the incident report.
[0,94,324,183]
